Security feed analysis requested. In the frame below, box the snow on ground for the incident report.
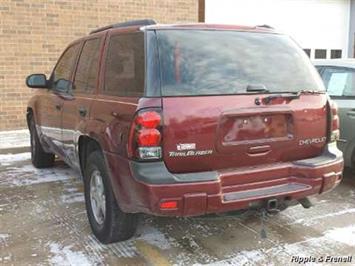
[49,243,93,266]
[0,234,10,242]
[60,183,85,203]
[325,225,355,246]
[0,164,74,187]
[0,152,31,166]
[0,129,30,149]
[291,208,355,226]
[198,250,265,266]
[60,193,85,204]
[137,225,172,250]
[0,152,75,187]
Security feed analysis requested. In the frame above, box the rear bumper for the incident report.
[105,143,343,216]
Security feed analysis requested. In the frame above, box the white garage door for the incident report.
[206,0,350,59]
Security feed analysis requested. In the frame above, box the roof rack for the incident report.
[90,19,157,34]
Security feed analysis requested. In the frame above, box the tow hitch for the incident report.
[266,198,280,214]
[259,199,280,239]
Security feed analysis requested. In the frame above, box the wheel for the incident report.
[84,150,138,243]
[29,117,55,168]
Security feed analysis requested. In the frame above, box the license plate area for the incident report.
[220,113,294,145]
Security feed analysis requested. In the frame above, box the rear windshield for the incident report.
[155,30,324,96]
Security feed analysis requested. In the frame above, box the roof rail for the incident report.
[90,19,157,34]
[256,24,274,29]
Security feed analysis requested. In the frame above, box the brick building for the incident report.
[0,0,200,131]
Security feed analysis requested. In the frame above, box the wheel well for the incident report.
[78,136,102,174]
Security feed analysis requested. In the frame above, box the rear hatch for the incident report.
[162,94,327,173]
[150,28,327,173]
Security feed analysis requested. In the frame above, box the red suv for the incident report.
[26,20,344,243]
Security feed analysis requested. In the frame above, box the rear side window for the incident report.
[321,67,355,96]
[104,32,144,97]
[155,30,324,96]
[74,38,101,93]
[52,43,80,92]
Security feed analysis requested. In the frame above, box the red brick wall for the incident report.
[0,0,198,131]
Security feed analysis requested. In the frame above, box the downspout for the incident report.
[349,0,355,57]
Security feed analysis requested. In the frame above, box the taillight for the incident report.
[137,129,161,146]
[135,111,161,128]
[329,100,340,143]
[128,109,162,160]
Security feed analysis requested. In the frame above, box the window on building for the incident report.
[74,38,101,93]
[104,32,144,97]
[321,67,355,97]
[315,49,327,59]
[51,43,81,92]
[303,49,311,57]
[330,50,342,59]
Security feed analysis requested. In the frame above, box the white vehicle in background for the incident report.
[314,59,355,170]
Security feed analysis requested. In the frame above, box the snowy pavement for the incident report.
[0,129,30,150]
[0,152,355,265]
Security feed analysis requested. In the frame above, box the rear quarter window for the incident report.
[104,32,144,97]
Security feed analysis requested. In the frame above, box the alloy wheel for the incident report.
[90,170,106,225]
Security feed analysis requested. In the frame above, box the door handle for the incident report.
[55,104,62,111]
[78,107,87,117]
[247,145,271,156]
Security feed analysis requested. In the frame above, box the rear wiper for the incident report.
[246,84,269,93]
[262,89,325,104]
[296,89,325,95]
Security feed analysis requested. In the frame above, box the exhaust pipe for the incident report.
[298,197,313,209]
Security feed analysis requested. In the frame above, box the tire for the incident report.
[29,117,55,168]
[84,150,138,243]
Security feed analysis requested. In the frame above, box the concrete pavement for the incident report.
[0,151,355,265]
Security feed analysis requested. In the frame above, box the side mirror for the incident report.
[26,74,48,89]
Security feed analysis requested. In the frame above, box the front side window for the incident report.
[52,43,81,92]
[321,67,355,97]
[104,32,144,97]
[74,38,101,93]
[155,30,324,96]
